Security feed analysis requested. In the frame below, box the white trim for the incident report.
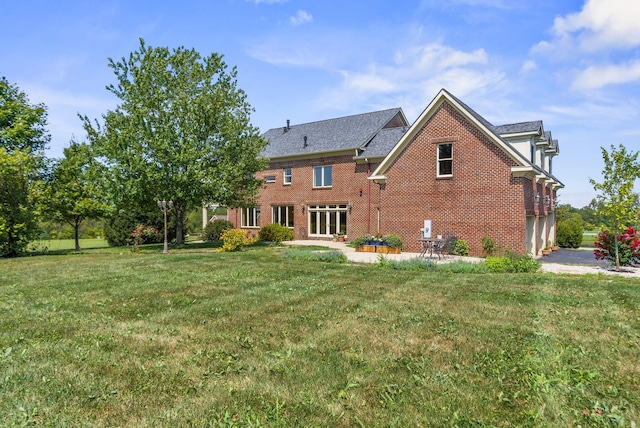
[313,165,333,188]
[371,90,530,179]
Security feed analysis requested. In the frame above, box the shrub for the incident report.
[594,227,640,266]
[129,224,162,252]
[104,207,172,247]
[221,229,254,252]
[383,233,403,249]
[350,235,367,247]
[258,223,294,243]
[485,252,540,273]
[202,219,234,241]
[556,217,583,248]
[481,235,500,257]
[450,238,470,256]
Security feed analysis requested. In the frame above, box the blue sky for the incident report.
[2,0,639,208]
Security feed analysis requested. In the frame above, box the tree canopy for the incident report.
[0,76,50,153]
[82,39,267,243]
[589,144,640,270]
[41,140,107,251]
[0,76,49,257]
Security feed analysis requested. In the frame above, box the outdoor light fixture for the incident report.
[348,202,353,214]
[301,203,305,214]
[535,192,540,205]
[157,199,174,254]
[359,187,363,197]
[545,195,551,208]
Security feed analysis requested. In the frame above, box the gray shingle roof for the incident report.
[261,108,404,159]
[355,126,409,159]
[494,121,543,135]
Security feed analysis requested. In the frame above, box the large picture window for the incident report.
[308,204,347,237]
[313,165,332,187]
[272,205,294,228]
[437,143,453,177]
[241,206,260,228]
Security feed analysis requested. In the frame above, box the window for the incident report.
[283,168,292,185]
[313,165,332,187]
[308,204,347,236]
[437,143,452,177]
[241,206,260,227]
[265,176,276,183]
[272,205,294,228]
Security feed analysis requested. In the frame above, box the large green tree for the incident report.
[0,76,50,153]
[82,39,268,244]
[0,76,49,257]
[0,148,41,257]
[41,140,107,251]
[589,144,640,271]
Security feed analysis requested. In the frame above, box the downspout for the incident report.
[367,162,371,234]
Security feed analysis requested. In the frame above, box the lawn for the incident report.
[29,238,110,252]
[1,244,639,426]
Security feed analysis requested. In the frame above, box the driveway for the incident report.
[539,248,606,266]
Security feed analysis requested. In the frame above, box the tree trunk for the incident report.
[74,219,81,251]
[175,206,185,245]
[614,232,620,272]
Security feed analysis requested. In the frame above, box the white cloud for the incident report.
[572,59,640,89]
[290,10,312,26]
[520,60,536,74]
[535,0,640,55]
[317,42,504,120]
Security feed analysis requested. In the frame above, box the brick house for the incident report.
[228,89,563,257]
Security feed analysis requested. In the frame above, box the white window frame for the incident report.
[313,165,332,188]
[272,205,294,228]
[265,175,276,183]
[437,143,453,177]
[308,204,348,237]
[283,168,292,185]
[241,206,260,228]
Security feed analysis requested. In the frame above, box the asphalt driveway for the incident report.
[539,248,607,266]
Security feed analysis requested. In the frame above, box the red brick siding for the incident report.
[228,155,380,240]
[379,101,529,255]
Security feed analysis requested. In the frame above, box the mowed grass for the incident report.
[1,245,639,426]
[30,238,110,252]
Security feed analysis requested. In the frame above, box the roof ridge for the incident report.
[264,107,402,133]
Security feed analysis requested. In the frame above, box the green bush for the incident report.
[450,238,470,256]
[258,223,294,243]
[202,219,234,241]
[556,217,584,249]
[350,235,367,247]
[382,233,403,249]
[481,235,501,257]
[104,206,172,247]
[485,253,540,273]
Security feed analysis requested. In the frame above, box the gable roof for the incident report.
[260,108,407,159]
[355,126,409,160]
[494,121,543,136]
[370,89,563,188]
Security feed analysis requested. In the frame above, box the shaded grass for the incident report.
[1,245,639,426]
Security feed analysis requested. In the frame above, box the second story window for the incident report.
[313,165,332,188]
[437,143,453,177]
[283,168,292,185]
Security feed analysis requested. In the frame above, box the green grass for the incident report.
[29,238,110,252]
[1,244,639,426]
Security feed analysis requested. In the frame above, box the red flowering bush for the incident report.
[129,224,162,251]
[593,226,640,266]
